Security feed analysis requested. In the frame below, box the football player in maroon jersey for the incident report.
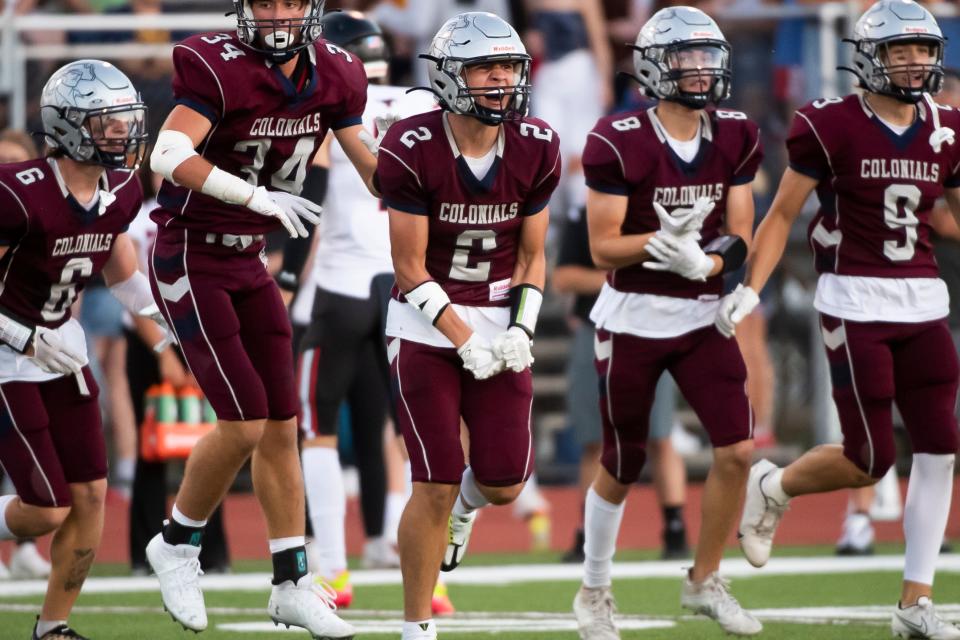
[376,12,561,640]
[0,60,160,640]
[729,1,960,637]
[572,7,763,638]
[142,0,377,637]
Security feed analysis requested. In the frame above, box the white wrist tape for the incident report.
[510,284,543,337]
[405,280,451,326]
[201,166,256,205]
[0,309,33,353]
[150,129,199,185]
[109,271,155,315]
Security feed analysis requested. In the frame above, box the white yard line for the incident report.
[0,554,958,598]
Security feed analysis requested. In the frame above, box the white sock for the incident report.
[0,495,17,540]
[583,487,625,589]
[761,468,791,504]
[114,457,135,484]
[384,492,405,546]
[302,446,346,576]
[35,619,67,637]
[903,453,955,585]
[269,536,305,554]
[171,504,207,528]
[453,466,489,517]
[403,460,413,500]
[402,619,436,639]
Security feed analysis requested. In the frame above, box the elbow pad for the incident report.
[704,235,747,274]
[150,129,198,185]
[109,270,156,315]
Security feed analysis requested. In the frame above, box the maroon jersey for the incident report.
[583,107,762,300]
[0,159,142,328]
[788,94,960,278]
[151,32,367,234]
[377,110,561,306]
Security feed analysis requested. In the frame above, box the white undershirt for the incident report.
[876,114,911,136]
[463,144,498,178]
[664,126,702,163]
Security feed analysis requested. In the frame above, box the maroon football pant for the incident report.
[150,229,298,422]
[389,338,534,486]
[820,314,959,478]
[595,326,752,484]
[0,368,105,507]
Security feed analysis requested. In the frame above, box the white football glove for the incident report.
[492,326,534,373]
[714,284,760,338]
[652,196,715,241]
[30,326,85,375]
[245,187,322,239]
[643,234,715,281]
[358,111,401,156]
[138,303,178,351]
[457,333,505,380]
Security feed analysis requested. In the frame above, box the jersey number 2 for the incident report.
[449,230,496,281]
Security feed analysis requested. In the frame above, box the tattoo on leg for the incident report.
[63,549,94,592]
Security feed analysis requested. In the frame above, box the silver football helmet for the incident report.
[421,12,531,126]
[842,0,944,103]
[630,6,731,109]
[233,0,324,63]
[39,60,147,171]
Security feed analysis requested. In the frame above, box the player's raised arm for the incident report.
[586,189,654,269]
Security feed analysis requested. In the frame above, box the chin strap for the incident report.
[925,92,955,154]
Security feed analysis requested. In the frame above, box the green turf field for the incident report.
[2,548,958,639]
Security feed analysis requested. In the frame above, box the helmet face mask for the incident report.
[422,12,532,126]
[630,8,732,110]
[844,0,945,104]
[40,60,148,171]
[234,0,325,63]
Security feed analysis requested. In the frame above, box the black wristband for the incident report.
[703,235,747,274]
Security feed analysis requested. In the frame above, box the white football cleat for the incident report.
[738,459,788,567]
[268,573,356,639]
[573,585,620,640]
[362,537,400,569]
[681,571,762,636]
[145,533,207,631]
[892,597,960,639]
[9,541,51,579]
[441,511,477,572]
[836,512,874,556]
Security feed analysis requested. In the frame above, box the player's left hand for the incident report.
[643,233,714,281]
[139,303,178,351]
[358,111,401,157]
[492,326,534,373]
[715,284,760,338]
[457,333,505,380]
[652,196,715,240]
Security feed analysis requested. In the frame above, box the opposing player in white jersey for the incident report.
[291,10,444,612]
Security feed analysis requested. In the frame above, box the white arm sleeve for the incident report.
[150,129,199,185]
[109,270,156,315]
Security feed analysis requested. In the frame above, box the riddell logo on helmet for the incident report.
[904,27,929,33]
[691,31,715,38]
[491,45,516,53]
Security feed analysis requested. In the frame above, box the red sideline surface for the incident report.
[3,479,958,565]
